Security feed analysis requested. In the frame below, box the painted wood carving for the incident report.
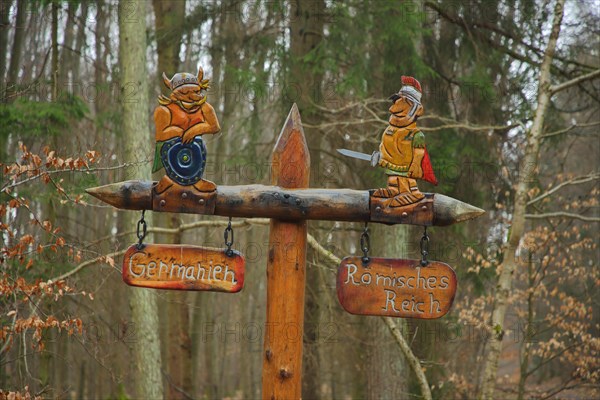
[372,76,437,205]
[123,244,244,292]
[337,76,439,223]
[337,257,456,319]
[152,68,221,213]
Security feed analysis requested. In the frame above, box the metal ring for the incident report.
[137,220,147,241]
[224,226,233,247]
[360,233,370,254]
[420,235,429,254]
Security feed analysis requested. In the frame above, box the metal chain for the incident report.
[420,226,430,266]
[224,217,234,257]
[360,222,370,266]
[136,210,147,250]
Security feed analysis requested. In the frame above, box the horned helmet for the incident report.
[388,76,424,127]
[159,67,211,113]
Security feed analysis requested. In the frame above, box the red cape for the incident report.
[421,148,437,185]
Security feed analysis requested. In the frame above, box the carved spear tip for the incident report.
[84,184,113,200]
[85,180,153,210]
[433,194,486,226]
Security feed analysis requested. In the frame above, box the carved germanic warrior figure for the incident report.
[153,67,221,194]
[372,76,437,206]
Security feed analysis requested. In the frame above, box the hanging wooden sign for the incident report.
[337,257,456,319]
[122,243,244,292]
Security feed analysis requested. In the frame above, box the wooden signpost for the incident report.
[87,71,485,399]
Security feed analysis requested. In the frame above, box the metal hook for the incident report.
[224,217,234,257]
[136,210,147,250]
[360,222,370,266]
[420,226,429,266]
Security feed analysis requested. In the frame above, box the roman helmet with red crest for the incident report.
[393,76,437,185]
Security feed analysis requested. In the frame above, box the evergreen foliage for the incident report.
[0,94,88,138]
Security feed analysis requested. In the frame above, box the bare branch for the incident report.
[48,249,128,283]
[382,317,433,400]
[525,212,600,222]
[307,95,519,134]
[1,162,147,194]
[541,121,600,139]
[162,369,194,400]
[550,69,600,95]
[309,97,388,114]
[302,118,385,129]
[527,173,600,205]
[0,294,18,356]
[420,122,519,133]
[304,118,519,133]
[306,234,341,266]
[538,376,578,400]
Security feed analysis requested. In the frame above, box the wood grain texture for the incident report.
[217,185,369,221]
[87,182,484,226]
[122,244,244,292]
[337,257,457,319]
[262,104,308,400]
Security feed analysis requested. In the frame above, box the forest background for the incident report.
[0,0,598,399]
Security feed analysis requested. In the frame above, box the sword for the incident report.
[337,148,380,167]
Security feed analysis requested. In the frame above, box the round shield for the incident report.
[160,137,207,186]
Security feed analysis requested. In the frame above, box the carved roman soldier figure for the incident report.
[372,76,437,206]
[153,67,221,194]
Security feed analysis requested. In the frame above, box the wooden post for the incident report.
[262,104,310,399]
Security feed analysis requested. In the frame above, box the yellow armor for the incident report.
[378,126,425,176]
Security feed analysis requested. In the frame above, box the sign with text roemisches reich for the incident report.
[123,244,244,292]
[337,257,456,319]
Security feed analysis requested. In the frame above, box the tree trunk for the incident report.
[71,1,88,84]
[151,1,191,397]
[94,0,109,117]
[288,3,326,395]
[152,0,185,78]
[6,0,27,99]
[368,224,411,399]
[0,0,13,97]
[479,1,565,398]
[118,1,164,398]
[517,252,535,400]
[0,0,13,162]
[57,1,77,89]
[50,1,58,101]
